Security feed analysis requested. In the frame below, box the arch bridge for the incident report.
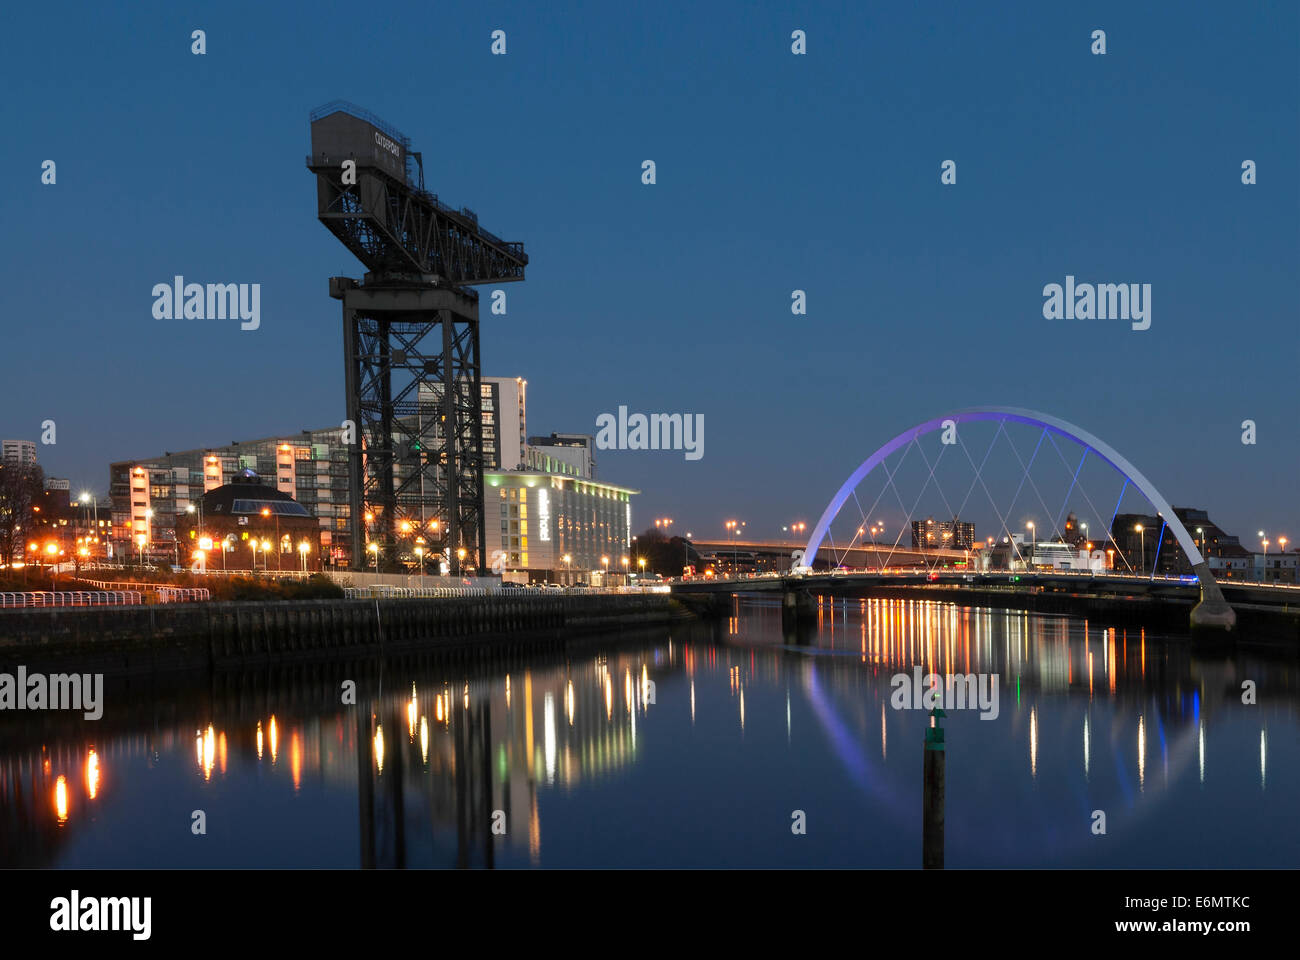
[792,407,1235,630]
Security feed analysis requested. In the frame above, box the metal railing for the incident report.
[155,587,211,603]
[0,591,144,608]
[77,581,210,602]
[343,585,489,599]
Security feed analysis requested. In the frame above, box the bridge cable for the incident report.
[999,425,1066,543]
[955,426,1027,570]
[1105,480,1138,575]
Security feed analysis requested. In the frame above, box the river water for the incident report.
[1,595,1295,868]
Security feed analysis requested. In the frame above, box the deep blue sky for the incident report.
[4,0,1296,544]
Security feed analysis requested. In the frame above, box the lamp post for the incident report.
[456,546,466,576]
[368,541,379,572]
[725,519,745,574]
[250,538,259,571]
[1197,526,1205,557]
[79,492,99,559]
[1135,524,1145,576]
[1026,521,1035,567]
[298,541,310,573]
[562,554,572,586]
[601,555,609,584]
[262,540,272,572]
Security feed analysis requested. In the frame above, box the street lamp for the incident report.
[601,555,610,582]
[638,556,646,577]
[1135,524,1145,575]
[1026,521,1035,567]
[562,554,572,585]
[1197,526,1205,557]
[298,541,310,573]
[261,540,272,572]
[456,546,467,575]
[725,519,745,574]
[368,541,379,572]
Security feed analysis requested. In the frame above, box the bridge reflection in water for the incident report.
[0,598,1295,868]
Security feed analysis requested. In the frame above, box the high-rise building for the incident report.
[2,439,37,466]
[418,376,527,470]
[911,516,975,550]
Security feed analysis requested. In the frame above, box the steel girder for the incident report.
[309,159,528,284]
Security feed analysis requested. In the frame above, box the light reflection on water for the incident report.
[0,596,1295,868]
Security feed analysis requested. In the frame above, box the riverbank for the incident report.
[0,593,691,675]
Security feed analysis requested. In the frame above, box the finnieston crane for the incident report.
[307,101,528,573]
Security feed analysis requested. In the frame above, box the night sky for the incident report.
[4,0,1296,545]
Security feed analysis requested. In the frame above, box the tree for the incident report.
[0,463,44,566]
[633,527,700,576]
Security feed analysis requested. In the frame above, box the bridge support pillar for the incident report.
[781,586,816,634]
[1189,562,1236,633]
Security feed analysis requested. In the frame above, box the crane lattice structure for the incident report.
[307,101,528,573]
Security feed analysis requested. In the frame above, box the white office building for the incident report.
[2,439,37,466]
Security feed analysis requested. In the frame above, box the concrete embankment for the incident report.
[0,594,690,675]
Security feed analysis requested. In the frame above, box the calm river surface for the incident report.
[2,596,1295,868]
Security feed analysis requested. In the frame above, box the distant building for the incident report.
[111,427,351,566]
[420,375,527,470]
[108,376,624,571]
[1110,507,1245,577]
[911,516,975,551]
[1252,551,1298,584]
[173,470,323,572]
[2,439,37,466]
[526,433,596,479]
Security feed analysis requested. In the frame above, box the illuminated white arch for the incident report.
[800,407,1231,621]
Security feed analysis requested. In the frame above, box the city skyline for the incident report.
[3,0,1296,547]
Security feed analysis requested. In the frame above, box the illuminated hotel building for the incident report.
[483,471,639,582]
